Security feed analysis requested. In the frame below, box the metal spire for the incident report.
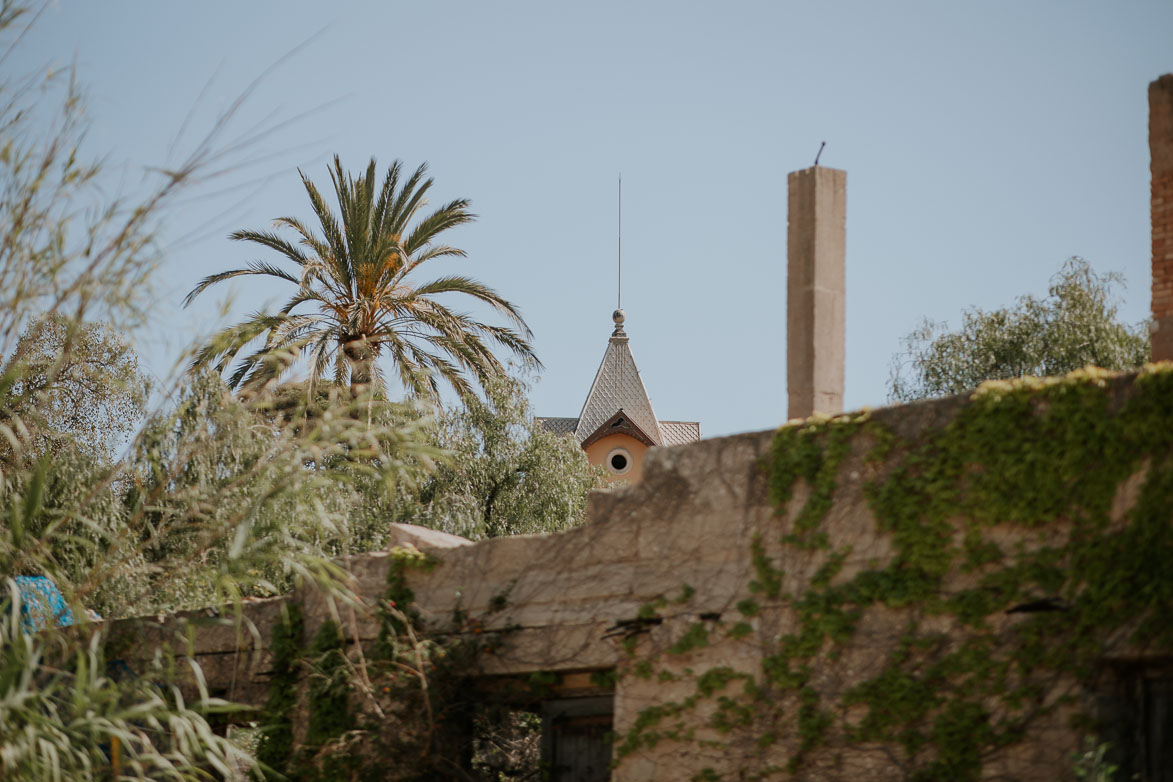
[613,175,626,337]
[617,174,622,310]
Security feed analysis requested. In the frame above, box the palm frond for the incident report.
[403,199,474,257]
[190,156,537,399]
[299,170,351,289]
[228,229,309,266]
[388,162,431,236]
[183,262,299,308]
[189,314,291,374]
[411,275,532,334]
[372,159,403,238]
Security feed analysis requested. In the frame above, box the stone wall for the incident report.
[110,367,1173,781]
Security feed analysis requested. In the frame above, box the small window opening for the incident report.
[607,447,631,474]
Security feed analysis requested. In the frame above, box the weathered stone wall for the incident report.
[110,368,1173,781]
[370,369,1172,781]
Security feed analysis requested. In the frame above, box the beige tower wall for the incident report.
[787,166,846,419]
[584,432,649,484]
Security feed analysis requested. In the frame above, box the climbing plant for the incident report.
[257,545,511,781]
[611,365,1173,781]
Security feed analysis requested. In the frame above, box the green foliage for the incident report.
[3,315,148,463]
[376,544,436,656]
[668,623,709,655]
[263,545,512,781]
[304,620,352,749]
[398,373,605,539]
[0,5,285,768]
[0,4,478,778]
[612,365,1173,780]
[889,258,1149,402]
[748,533,783,598]
[772,367,1173,778]
[118,371,434,614]
[527,670,561,697]
[187,155,538,400]
[590,668,618,689]
[0,584,250,779]
[1073,737,1118,782]
[257,603,303,775]
[727,622,753,639]
[768,411,863,549]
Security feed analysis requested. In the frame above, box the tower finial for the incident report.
[612,175,626,338]
[612,306,626,337]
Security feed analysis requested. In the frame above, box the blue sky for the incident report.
[15,1,1173,437]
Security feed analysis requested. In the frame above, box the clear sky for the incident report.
[14,1,1173,437]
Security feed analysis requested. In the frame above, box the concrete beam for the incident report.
[787,166,846,419]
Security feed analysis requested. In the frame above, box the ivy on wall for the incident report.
[258,545,463,781]
[613,366,1173,781]
[256,602,302,775]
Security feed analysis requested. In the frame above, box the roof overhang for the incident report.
[580,409,659,449]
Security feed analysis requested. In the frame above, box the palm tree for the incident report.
[186,156,538,400]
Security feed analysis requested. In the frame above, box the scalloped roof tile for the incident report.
[537,312,700,448]
[573,319,663,446]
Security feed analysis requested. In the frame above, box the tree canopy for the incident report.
[396,374,604,540]
[186,156,539,400]
[888,258,1150,402]
[3,315,148,463]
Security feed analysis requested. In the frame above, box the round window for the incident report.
[607,447,632,474]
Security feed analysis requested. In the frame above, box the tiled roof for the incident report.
[539,416,701,447]
[574,314,663,446]
[536,416,579,436]
[659,420,701,446]
[537,311,701,449]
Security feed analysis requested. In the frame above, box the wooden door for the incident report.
[1144,676,1173,782]
[541,697,613,782]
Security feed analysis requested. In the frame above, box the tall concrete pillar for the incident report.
[1151,74,1173,362]
[787,166,846,420]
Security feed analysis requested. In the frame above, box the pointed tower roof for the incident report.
[572,309,663,446]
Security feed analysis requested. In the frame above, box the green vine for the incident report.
[304,620,352,750]
[376,544,437,657]
[258,545,479,781]
[612,366,1173,780]
[257,602,302,779]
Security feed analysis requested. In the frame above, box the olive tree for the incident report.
[3,315,148,463]
[889,257,1150,402]
[398,374,604,540]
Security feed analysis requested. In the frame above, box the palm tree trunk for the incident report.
[342,337,376,398]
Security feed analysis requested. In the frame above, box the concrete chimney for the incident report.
[787,166,846,419]
[1152,74,1173,362]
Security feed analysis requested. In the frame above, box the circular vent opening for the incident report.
[607,448,632,474]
